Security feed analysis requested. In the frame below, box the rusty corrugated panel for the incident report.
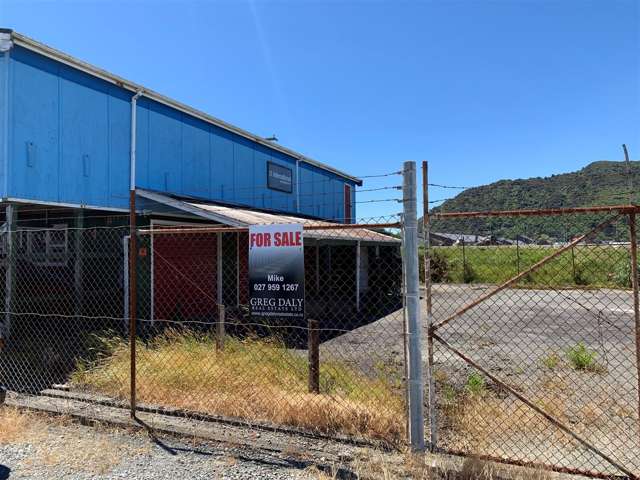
[186,202,398,244]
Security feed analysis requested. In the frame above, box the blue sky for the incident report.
[0,0,638,218]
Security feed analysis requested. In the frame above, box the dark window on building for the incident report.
[267,162,293,193]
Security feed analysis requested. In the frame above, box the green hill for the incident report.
[428,161,640,242]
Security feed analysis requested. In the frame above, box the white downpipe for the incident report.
[130,90,144,191]
[296,159,300,213]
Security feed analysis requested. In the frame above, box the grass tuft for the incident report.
[566,342,601,372]
[72,330,406,445]
[464,372,486,396]
[541,352,560,370]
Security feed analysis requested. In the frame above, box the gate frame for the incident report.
[423,164,640,478]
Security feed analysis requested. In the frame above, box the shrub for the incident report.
[613,259,639,288]
[419,248,450,283]
[442,384,457,403]
[431,249,451,282]
[572,265,589,286]
[462,262,476,283]
[566,343,599,371]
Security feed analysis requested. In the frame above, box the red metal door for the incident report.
[153,233,217,321]
[344,184,352,224]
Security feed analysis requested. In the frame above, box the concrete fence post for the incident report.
[402,161,425,451]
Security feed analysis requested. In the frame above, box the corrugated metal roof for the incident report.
[3,29,362,186]
[137,189,397,243]
[187,201,398,243]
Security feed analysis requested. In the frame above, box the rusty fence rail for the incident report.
[422,197,640,478]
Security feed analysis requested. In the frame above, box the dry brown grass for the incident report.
[72,330,406,445]
[0,406,33,444]
[439,372,576,453]
[444,394,548,451]
[437,368,640,466]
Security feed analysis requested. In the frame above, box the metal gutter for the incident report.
[3,197,130,212]
[6,29,363,186]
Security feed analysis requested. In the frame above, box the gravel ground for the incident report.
[0,414,319,480]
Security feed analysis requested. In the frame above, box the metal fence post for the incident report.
[129,191,138,419]
[403,160,425,451]
[308,318,320,394]
[400,212,410,437]
[629,213,640,437]
[516,236,521,275]
[217,304,226,351]
[2,204,16,345]
[422,161,432,316]
[422,161,437,451]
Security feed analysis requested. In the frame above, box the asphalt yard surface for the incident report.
[323,283,639,475]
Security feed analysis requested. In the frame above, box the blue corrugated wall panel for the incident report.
[9,47,61,203]
[6,45,357,221]
[182,114,211,198]
[9,46,132,209]
[108,87,133,204]
[59,65,109,206]
[0,48,9,198]
[211,128,234,201]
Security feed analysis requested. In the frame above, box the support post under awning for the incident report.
[356,241,361,312]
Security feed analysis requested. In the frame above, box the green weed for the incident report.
[566,343,600,372]
[542,352,560,370]
[464,371,486,396]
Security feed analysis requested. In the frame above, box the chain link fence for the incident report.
[0,165,639,479]
[423,208,640,478]
[0,216,408,448]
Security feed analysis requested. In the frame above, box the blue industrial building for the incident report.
[0,29,360,222]
[0,31,401,366]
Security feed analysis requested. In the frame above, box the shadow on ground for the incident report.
[0,465,10,480]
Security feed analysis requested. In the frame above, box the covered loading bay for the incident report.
[137,190,402,338]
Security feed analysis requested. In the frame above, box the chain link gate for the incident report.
[423,201,640,478]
